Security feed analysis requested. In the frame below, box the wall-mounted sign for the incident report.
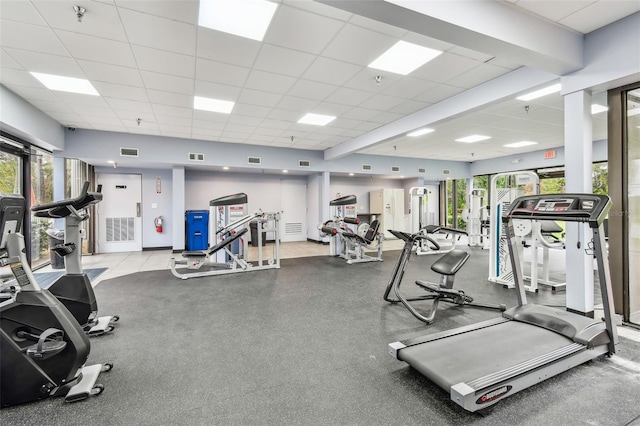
[544,150,556,159]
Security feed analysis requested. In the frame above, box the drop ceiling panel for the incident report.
[6,49,83,78]
[253,44,317,78]
[383,77,437,99]
[414,84,466,104]
[322,23,397,66]
[194,80,242,101]
[119,8,196,55]
[276,95,319,112]
[559,1,640,33]
[4,84,60,102]
[32,0,128,41]
[196,28,262,68]
[104,98,154,114]
[244,70,297,94]
[265,4,345,54]
[237,88,283,107]
[342,107,380,121]
[152,104,193,118]
[1,69,41,88]
[302,57,363,86]
[92,82,149,102]
[0,1,47,26]
[287,79,338,101]
[411,53,483,84]
[140,71,194,95]
[56,31,137,68]
[133,45,196,78]
[146,90,192,109]
[115,0,199,24]
[195,58,250,87]
[0,20,68,56]
[78,60,144,86]
[325,88,374,107]
[358,93,405,111]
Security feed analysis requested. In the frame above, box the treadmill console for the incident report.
[504,193,610,226]
[533,198,575,212]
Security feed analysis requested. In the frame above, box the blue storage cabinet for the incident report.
[186,210,209,250]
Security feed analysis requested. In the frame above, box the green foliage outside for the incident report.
[0,153,20,194]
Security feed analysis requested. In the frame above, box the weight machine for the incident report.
[170,193,280,280]
[319,195,383,264]
[462,188,489,248]
[488,171,540,292]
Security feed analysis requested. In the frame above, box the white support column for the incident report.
[172,166,185,251]
[321,172,330,243]
[564,90,594,316]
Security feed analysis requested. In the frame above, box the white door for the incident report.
[280,180,307,242]
[96,173,142,253]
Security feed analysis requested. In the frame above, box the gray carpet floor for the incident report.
[2,247,639,425]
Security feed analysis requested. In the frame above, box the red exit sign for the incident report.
[544,150,556,159]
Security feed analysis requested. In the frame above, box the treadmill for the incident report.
[388,193,618,413]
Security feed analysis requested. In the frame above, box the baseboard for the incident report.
[566,307,595,318]
[307,238,329,245]
[143,246,173,252]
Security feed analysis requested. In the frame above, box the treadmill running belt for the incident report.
[399,321,573,390]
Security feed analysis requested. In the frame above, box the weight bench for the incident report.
[412,249,506,324]
[171,228,249,275]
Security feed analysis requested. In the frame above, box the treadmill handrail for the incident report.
[31,181,102,218]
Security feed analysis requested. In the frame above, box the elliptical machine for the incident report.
[31,182,119,336]
[0,193,111,407]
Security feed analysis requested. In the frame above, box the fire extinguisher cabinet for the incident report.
[185,210,209,251]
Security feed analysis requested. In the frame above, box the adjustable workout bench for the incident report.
[384,230,505,324]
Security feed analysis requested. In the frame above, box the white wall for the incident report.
[329,176,404,214]
[185,170,307,213]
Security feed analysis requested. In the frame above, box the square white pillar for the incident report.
[564,90,594,315]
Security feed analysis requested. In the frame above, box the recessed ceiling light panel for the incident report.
[198,0,277,41]
[407,128,435,137]
[30,72,99,96]
[368,40,442,75]
[194,96,235,114]
[298,113,336,126]
[455,135,491,143]
[504,141,538,148]
[516,83,561,101]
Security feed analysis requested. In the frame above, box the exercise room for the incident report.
[1,1,639,425]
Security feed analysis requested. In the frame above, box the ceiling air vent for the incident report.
[120,147,139,157]
[299,160,310,168]
[443,169,451,175]
[391,166,400,172]
[189,153,204,161]
[248,156,261,165]
[418,168,426,174]
[362,164,372,171]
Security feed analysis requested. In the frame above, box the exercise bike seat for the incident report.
[430,249,470,276]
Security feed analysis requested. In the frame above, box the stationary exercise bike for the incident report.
[384,229,505,324]
[31,182,119,336]
[0,193,111,407]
